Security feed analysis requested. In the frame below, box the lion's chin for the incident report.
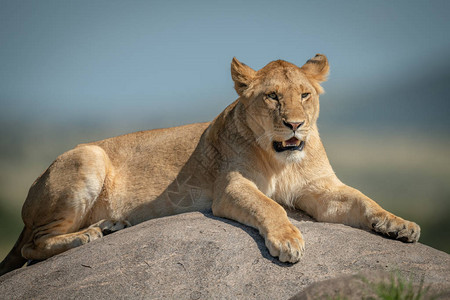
[272,137,305,153]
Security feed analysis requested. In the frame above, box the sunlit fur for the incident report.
[0,54,420,276]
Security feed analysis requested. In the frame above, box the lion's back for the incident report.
[91,122,209,164]
[84,122,210,205]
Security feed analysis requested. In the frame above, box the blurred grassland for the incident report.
[0,124,449,259]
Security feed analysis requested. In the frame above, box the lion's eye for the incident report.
[301,93,311,99]
[268,93,278,100]
[267,93,278,100]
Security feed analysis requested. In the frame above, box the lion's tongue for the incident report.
[283,137,300,147]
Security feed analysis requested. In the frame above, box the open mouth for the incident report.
[273,137,305,152]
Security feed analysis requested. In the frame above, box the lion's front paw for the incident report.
[372,215,420,243]
[265,223,305,263]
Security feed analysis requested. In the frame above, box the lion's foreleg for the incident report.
[299,181,420,242]
[212,172,304,263]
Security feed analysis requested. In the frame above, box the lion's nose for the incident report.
[283,120,304,131]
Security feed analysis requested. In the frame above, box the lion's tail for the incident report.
[0,227,30,276]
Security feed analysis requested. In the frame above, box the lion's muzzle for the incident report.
[273,137,305,152]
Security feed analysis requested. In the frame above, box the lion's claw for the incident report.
[372,216,420,243]
[265,223,305,263]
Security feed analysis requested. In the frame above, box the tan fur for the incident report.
[0,54,420,275]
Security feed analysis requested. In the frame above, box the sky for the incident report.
[0,0,449,131]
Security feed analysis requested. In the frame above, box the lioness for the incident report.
[0,54,420,276]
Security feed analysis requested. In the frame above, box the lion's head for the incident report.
[231,54,329,162]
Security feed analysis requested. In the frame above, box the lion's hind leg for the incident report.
[93,219,131,236]
[22,223,103,261]
[19,145,120,262]
[22,219,130,261]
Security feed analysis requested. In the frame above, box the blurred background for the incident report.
[1,0,449,258]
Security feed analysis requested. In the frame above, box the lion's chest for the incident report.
[264,170,308,208]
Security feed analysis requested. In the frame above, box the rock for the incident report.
[0,210,449,299]
[290,271,450,300]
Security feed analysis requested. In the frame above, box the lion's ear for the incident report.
[300,54,329,83]
[231,57,256,96]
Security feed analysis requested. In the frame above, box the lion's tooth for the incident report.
[282,140,287,147]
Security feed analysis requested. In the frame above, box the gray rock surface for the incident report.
[1,210,449,299]
[290,270,450,300]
